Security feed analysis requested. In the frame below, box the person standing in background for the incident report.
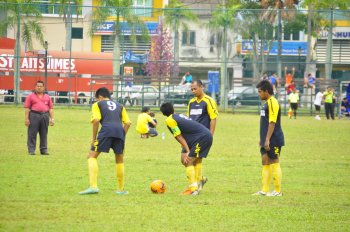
[323,87,335,120]
[314,91,323,120]
[24,81,54,155]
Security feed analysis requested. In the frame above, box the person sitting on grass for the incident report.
[136,106,158,138]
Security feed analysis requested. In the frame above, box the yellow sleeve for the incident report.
[205,97,218,120]
[268,98,279,123]
[91,102,101,122]
[165,116,181,137]
[146,114,153,123]
[121,106,131,124]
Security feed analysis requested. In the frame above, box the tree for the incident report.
[0,1,45,104]
[208,1,240,110]
[239,0,299,81]
[302,0,349,79]
[144,22,174,82]
[50,0,83,51]
[163,0,198,79]
[91,0,149,97]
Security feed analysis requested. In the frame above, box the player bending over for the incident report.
[160,102,213,195]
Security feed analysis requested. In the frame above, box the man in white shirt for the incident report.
[314,91,323,120]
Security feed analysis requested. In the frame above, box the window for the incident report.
[209,34,215,52]
[72,28,83,39]
[284,31,300,41]
[182,31,196,46]
[133,0,153,17]
[34,0,80,15]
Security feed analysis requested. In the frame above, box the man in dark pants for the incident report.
[323,87,335,120]
[24,81,54,155]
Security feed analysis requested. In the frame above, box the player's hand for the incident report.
[25,119,30,127]
[264,140,270,151]
[91,139,97,147]
[49,118,55,126]
[181,152,190,165]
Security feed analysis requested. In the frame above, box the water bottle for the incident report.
[161,132,165,140]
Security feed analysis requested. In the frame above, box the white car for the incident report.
[121,85,160,105]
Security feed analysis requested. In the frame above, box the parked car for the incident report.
[121,85,159,105]
[229,86,261,106]
[227,86,250,105]
[161,85,192,105]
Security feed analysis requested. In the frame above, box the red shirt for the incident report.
[24,93,53,112]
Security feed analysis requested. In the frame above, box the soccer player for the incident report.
[136,106,158,138]
[187,80,218,191]
[160,102,213,195]
[79,87,131,195]
[254,80,285,197]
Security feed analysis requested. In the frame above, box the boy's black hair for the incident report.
[149,112,155,117]
[256,80,274,95]
[193,79,204,87]
[95,87,111,99]
[160,102,174,116]
[141,106,150,113]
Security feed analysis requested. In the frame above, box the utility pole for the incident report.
[325,8,334,80]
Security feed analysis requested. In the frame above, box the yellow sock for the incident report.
[194,163,203,183]
[116,163,125,191]
[271,163,282,193]
[261,165,271,193]
[88,158,98,189]
[185,166,198,191]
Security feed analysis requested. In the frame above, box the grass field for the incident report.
[0,105,350,231]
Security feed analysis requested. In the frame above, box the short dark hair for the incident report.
[141,106,150,113]
[192,79,204,87]
[95,87,111,99]
[256,80,274,95]
[36,80,45,86]
[149,112,155,117]
[160,102,174,116]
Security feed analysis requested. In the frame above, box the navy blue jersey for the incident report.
[260,96,284,147]
[187,95,218,129]
[165,113,212,148]
[91,100,130,140]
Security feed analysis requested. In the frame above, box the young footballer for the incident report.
[187,80,218,191]
[136,106,158,138]
[254,80,285,197]
[79,87,131,195]
[160,102,213,195]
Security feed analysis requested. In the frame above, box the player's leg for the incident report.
[148,128,158,137]
[181,149,198,195]
[194,138,212,191]
[113,138,128,195]
[268,147,282,196]
[253,148,271,196]
[325,103,330,119]
[79,150,100,194]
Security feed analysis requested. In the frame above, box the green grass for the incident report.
[0,105,350,231]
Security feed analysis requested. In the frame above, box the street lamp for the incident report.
[44,41,48,91]
[298,46,302,78]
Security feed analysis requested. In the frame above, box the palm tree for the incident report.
[208,2,240,110]
[91,0,149,97]
[0,1,45,104]
[163,0,198,79]
[50,0,83,51]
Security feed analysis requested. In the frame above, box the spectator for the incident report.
[323,87,335,120]
[24,81,54,155]
[136,106,158,138]
[304,73,316,93]
[286,80,296,95]
[180,72,193,85]
[288,89,299,119]
[340,98,350,117]
[261,72,269,81]
[284,66,295,88]
[123,83,134,106]
[314,90,323,120]
[269,72,278,94]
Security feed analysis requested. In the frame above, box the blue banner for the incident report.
[242,41,307,56]
[94,22,158,35]
[208,71,220,93]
